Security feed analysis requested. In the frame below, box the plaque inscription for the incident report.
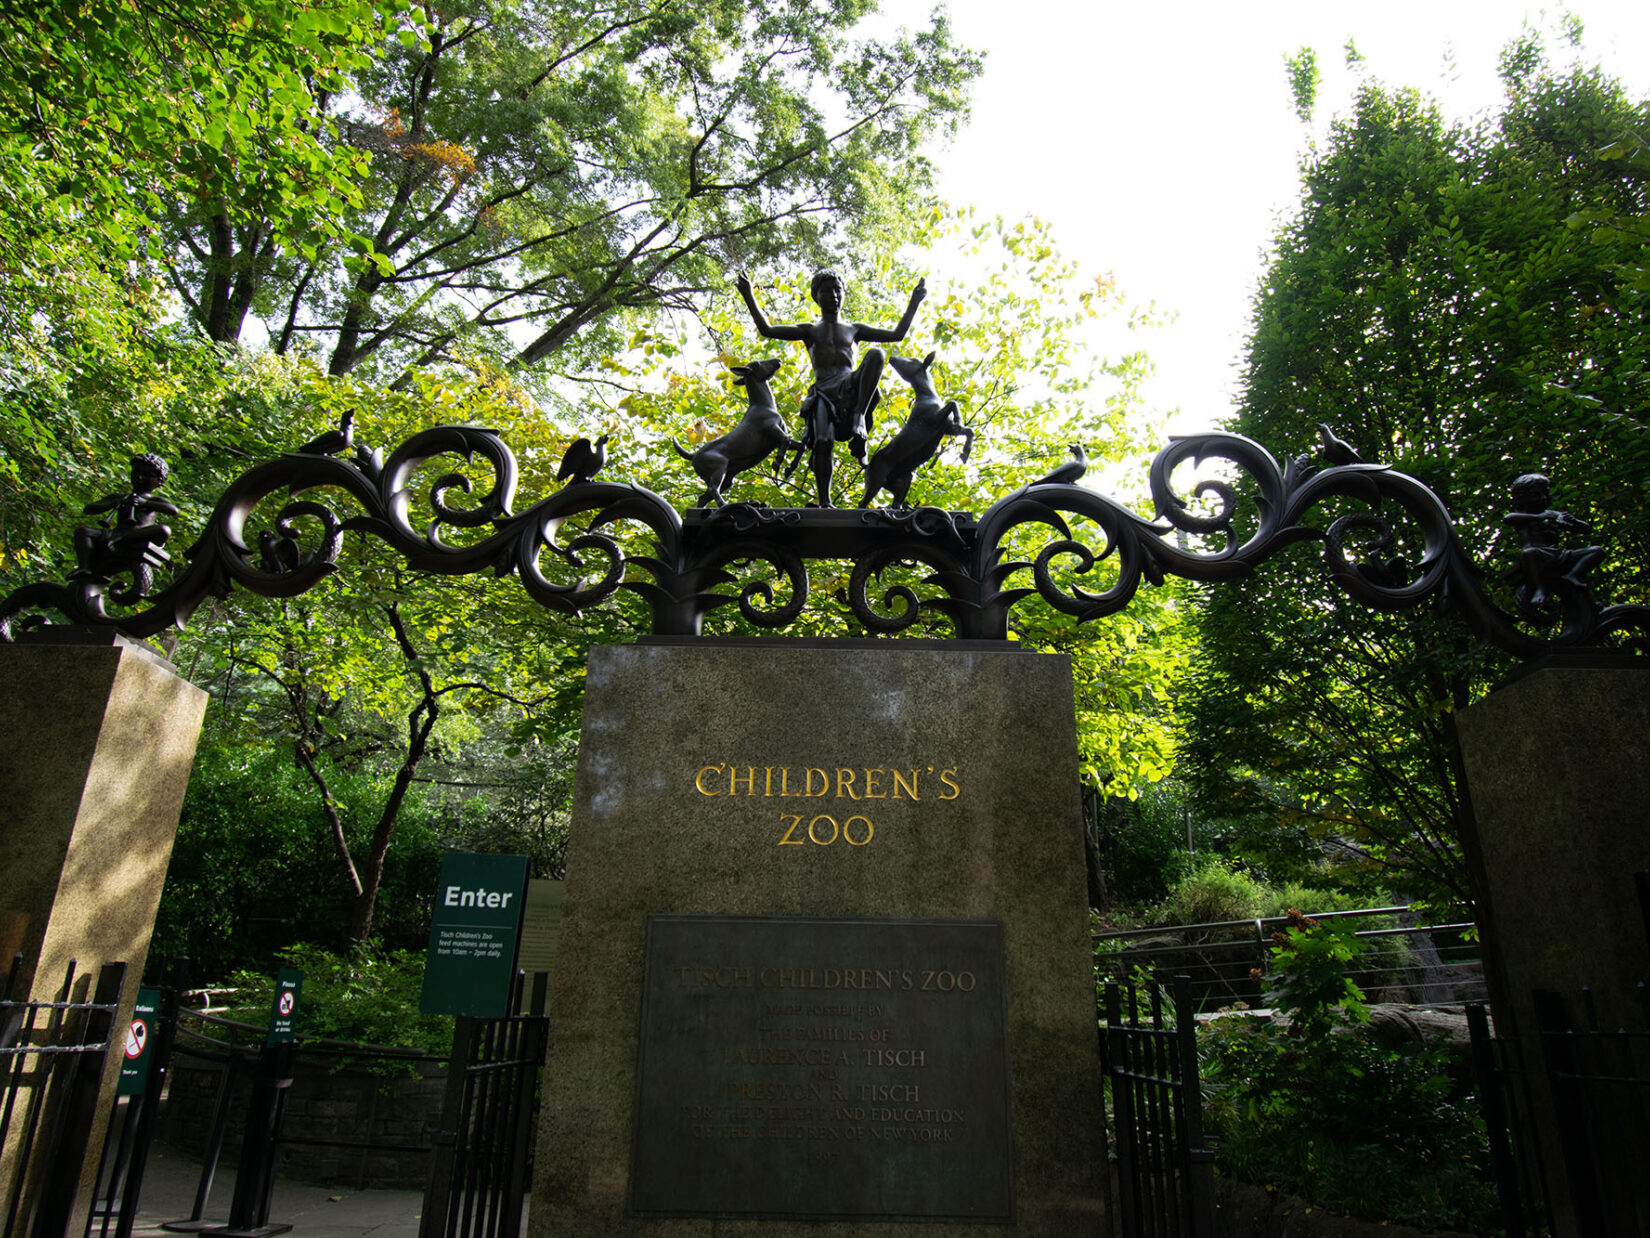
[630,915,1013,1222]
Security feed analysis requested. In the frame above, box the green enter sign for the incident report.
[420,852,530,1017]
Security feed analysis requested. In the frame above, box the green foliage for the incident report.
[0,0,400,522]
[152,738,448,973]
[1285,47,1319,124]
[1150,857,1393,926]
[151,0,983,378]
[1152,858,1270,926]
[1,0,398,244]
[1571,128,1650,295]
[1201,916,1492,1230]
[1202,1015,1493,1230]
[1093,780,1218,907]
[1262,910,1368,1037]
[1185,41,1650,903]
[225,943,453,1058]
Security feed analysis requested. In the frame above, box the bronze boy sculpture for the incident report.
[735,269,926,507]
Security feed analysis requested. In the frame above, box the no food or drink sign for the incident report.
[117,988,161,1097]
[266,969,303,1044]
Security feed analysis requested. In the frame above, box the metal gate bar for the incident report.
[1,957,127,1238]
[421,973,548,1238]
[1102,974,1217,1238]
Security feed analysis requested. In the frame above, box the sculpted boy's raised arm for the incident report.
[852,277,927,344]
[735,272,810,342]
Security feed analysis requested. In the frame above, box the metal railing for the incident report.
[1101,975,1217,1238]
[155,1005,448,1231]
[420,973,549,1238]
[1,956,127,1238]
[1093,905,1485,1011]
[1466,1004,1554,1238]
[1533,985,1650,1235]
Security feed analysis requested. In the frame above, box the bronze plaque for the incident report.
[630,915,1013,1222]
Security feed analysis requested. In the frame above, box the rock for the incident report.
[1365,1004,1472,1060]
[1216,1177,1480,1238]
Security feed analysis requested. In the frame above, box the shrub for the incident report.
[1260,881,1386,918]
[1096,781,1220,906]
[1152,857,1268,925]
[224,943,454,1058]
[1200,913,1493,1230]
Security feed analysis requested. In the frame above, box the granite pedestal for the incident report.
[1452,660,1650,1236]
[0,637,207,1235]
[531,640,1106,1236]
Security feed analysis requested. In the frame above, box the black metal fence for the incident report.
[1465,1004,1554,1238]
[420,974,548,1238]
[1467,870,1650,1237]
[1094,906,1484,1012]
[0,956,127,1238]
[121,970,549,1238]
[1470,986,1650,1238]
[1101,975,1217,1238]
[156,1004,447,1230]
[0,955,554,1238]
[85,963,186,1238]
[1535,985,1650,1235]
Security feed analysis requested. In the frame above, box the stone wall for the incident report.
[1216,1179,1476,1238]
[159,1056,447,1190]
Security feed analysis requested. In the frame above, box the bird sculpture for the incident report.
[1317,423,1363,467]
[1030,443,1087,488]
[257,530,302,574]
[557,434,610,485]
[297,409,355,457]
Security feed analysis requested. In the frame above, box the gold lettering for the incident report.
[695,764,725,795]
[778,814,804,845]
[835,768,860,799]
[862,768,886,798]
[844,815,874,845]
[938,767,960,800]
[729,766,757,796]
[808,814,840,845]
[806,768,829,797]
[780,767,799,797]
[765,766,774,796]
[891,769,919,800]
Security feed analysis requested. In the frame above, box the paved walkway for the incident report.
[126,1147,437,1238]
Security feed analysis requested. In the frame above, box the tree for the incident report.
[155,0,982,382]
[0,0,400,571]
[1,0,396,239]
[166,362,612,946]
[138,207,1191,955]
[1,0,979,579]
[0,1,983,962]
[1182,39,1650,902]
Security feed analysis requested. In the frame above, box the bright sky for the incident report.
[878,1,1650,434]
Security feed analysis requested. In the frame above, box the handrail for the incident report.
[1091,905,1473,943]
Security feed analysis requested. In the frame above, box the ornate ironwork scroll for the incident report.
[4,424,1646,658]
